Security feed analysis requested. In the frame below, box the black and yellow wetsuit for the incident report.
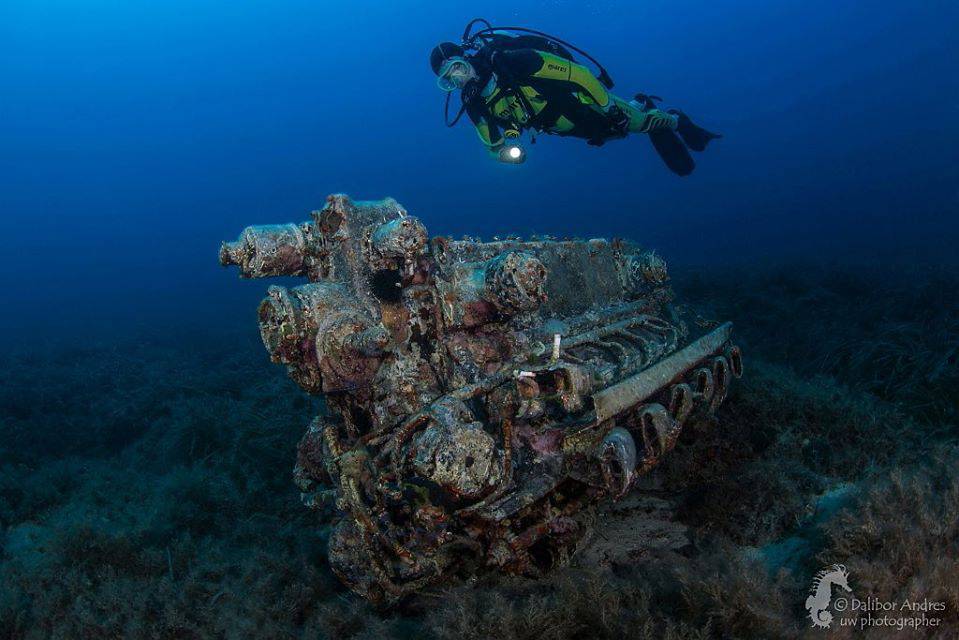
[465,48,679,156]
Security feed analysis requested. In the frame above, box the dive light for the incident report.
[499,144,526,164]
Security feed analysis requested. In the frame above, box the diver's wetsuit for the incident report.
[465,48,678,155]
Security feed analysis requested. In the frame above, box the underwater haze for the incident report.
[1,0,958,338]
[3,2,959,639]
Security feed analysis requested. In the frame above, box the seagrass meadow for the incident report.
[1,262,956,639]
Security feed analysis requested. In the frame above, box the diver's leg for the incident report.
[609,95,679,134]
[608,94,693,176]
[614,94,722,150]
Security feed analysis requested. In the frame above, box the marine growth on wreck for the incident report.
[220,194,742,604]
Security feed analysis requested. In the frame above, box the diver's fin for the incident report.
[672,110,722,152]
[633,93,662,109]
[648,129,695,176]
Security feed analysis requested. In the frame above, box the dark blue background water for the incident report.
[2,0,957,339]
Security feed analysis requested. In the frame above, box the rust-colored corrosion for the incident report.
[220,194,742,604]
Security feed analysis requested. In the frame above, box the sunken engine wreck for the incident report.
[220,194,742,604]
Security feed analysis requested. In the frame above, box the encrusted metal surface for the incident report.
[220,194,742,604]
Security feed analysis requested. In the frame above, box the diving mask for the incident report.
[436,57,477,92]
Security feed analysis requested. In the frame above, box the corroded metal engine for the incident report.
[220,194,741,604]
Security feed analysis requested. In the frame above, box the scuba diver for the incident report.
[431,20,721,176]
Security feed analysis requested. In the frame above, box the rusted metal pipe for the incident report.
[592,323,733,423]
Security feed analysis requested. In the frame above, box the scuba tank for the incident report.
[444,19,614,128]
[460,19,613,88]
[469,34,576,71]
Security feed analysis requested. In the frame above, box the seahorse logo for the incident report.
[805,564,852,629]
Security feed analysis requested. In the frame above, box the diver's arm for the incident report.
[466,104,506,159]
[493,49,611,109]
